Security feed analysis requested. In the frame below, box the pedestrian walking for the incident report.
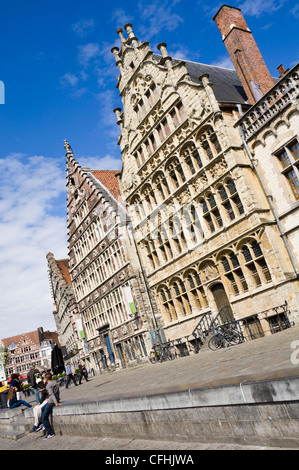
[27,365,43,404]
[78,361,89,384]
[65,362,78,388]
[41,372,61,440]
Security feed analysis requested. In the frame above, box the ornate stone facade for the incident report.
[111,17,299,343]
[46,253,83,369]
[65,142,157,372]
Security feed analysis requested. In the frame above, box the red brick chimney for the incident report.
[213,5,275,104]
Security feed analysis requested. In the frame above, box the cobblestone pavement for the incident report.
[2,326,299,451]
[0,433,288,451]
[56,325,299,406]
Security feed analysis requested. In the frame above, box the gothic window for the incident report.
[131,196,145,222]
[218,178,244,221]
[170,215,187,253]
[154,173,170,201]
[145,82,157,107]
[142,185,157,213]
[144,238,159,269]
[161,118,171,137]
[169,101,186,129]
[166,157,186,190]
[241,240,272,286]
[200,193,223,233]
[221,252,248,295]
[186,271,208,310]
[182,143,203,176]
[159,286,177,322]
[198,127,222,161]
[210,132,222,154]
[275,139,299,199]
[183,204,204,244]
[171,279,192,316]
[157,225,173,262]
[134,146,146,169]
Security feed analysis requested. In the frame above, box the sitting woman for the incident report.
[7,374,32,409]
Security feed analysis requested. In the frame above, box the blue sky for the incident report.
[0,0,298,338]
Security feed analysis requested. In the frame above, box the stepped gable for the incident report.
[56,259,72,285]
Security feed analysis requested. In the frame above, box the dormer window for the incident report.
[129,61,135,70]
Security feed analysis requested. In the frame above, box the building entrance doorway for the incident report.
[211,283,234,322]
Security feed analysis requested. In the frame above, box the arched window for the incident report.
[144,238,159,270]
[169,215,187,253]
[197,127,222,161]
[171,279,192,316]
[200,193,223,233]
[166,157,186,190]
[186,271,208,310]
[142,185,157,213]
[241,240,271,286]
[153,172,170,201]
[182,142,203,175]
[156,225,173,261]
[218,179,244,221]
[221,252,248,295]
[159,286,177,322]
[183,204,204,244]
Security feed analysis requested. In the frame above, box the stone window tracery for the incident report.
[275,139,299,199]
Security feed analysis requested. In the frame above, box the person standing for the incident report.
[65,362,77,389]
[27,365,42,404]
[41,373,61,440]
[78,361,89,384]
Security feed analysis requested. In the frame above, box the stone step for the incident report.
[0,430,26,441]
[0,420,29,432]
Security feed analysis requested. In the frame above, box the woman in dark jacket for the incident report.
[7,374,32,409]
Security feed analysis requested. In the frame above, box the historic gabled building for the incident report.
[2,328,59,376]
[46,252,84,369]
[65,141,158,372]
[110,6,299,344]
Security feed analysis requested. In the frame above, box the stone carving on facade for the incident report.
[199,260,219,282]
[121,325,128,335]
[208,157,228,180]
[112,330,118,339]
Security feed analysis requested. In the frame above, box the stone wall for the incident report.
[26,376,299,448]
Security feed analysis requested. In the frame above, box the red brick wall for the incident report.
[214,5,274,104]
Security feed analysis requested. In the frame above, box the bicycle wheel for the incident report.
[149,352,156,364]
[208,335,224,351]
[226,330,243,345]
[167,347,175,360]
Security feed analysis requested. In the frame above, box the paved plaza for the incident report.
[1,325,299,450]
[57,324,299,405]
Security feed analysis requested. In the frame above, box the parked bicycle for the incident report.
[149,342,176,363]
[208,324,243,351]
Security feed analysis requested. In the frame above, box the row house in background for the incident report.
[46,252,84,370]
[111,5,299,346]
[2,328,59,376]
[64,141,158,372]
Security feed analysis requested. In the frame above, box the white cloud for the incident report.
[237,0,287,17]
[290,3,299,18]
[211,55,234,69]
[60,73,79,87]
[78,43,100,67]
[137,0,184,39]
[72,19,95,37]
[78,154,122,171]
[0,154,68,339]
